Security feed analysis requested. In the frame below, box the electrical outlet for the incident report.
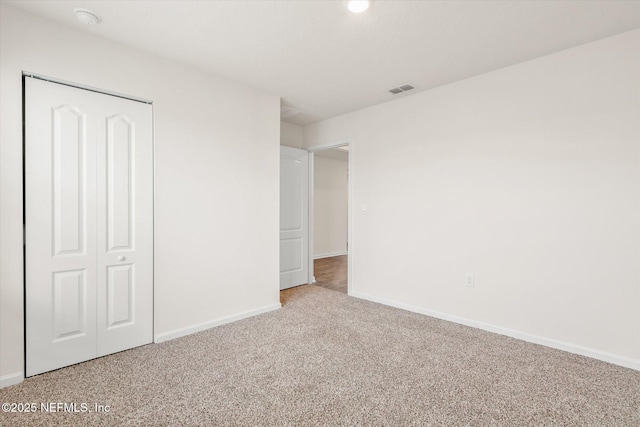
[466,273,474,288]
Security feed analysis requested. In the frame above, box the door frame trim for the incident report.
[306,138,353,295]
[23,72,152,104]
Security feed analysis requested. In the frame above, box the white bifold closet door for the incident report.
[25,77,153,377]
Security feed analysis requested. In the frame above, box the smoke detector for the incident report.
[74,8,101,25]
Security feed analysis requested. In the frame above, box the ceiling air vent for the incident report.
[388,83,416,95]
[281,105,303,119]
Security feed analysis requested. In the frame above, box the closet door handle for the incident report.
[117,255,126,261]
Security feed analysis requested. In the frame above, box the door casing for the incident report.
[307,138,353,295]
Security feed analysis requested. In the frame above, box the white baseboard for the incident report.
[0,372,24,389]
[154,302,281,343]
[314,251,347,260]
[350,291,640,372]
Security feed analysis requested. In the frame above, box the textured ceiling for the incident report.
[4,0,640,125]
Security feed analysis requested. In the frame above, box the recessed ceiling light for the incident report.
[347,0,370,14]
[74,8,101,25]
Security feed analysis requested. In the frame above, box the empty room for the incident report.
[1,1,639,425]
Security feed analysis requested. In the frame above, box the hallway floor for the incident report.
[312,255,347,294]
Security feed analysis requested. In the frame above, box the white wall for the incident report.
[280,121,304,148]
[314,152,349,258]
[305,29,640,369]
[0,5,280,387]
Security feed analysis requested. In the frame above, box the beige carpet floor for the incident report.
[1,285,638,426]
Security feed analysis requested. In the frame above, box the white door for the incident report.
[280,146,309,290]
[25,77,153,376]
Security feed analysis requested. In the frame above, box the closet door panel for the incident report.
[96,94,153,357]
[25,78,98,376]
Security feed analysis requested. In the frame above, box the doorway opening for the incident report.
[309,143,350,294]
